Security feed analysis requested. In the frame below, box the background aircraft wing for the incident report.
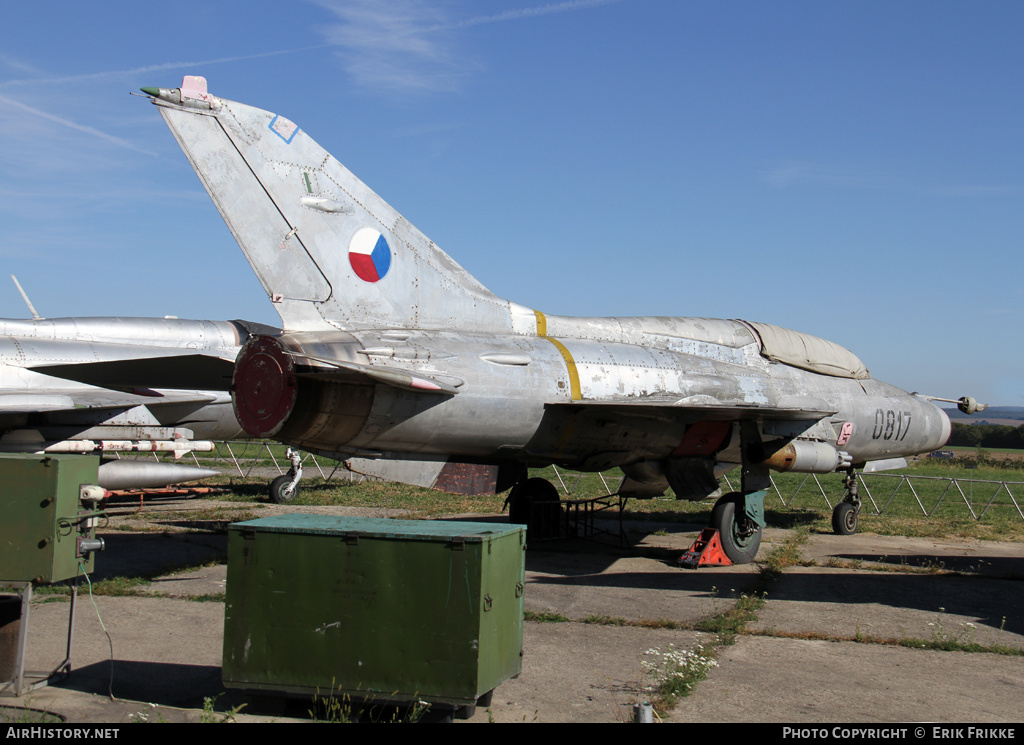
[0,387,223,414]
[28,353,236,392]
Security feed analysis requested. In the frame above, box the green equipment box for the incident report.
[223,515,525,710]
[0,454,102,584]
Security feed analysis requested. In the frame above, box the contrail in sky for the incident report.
[316,0,632,94]
[0,92,157,155]
[0,46,329,88]
[430,0,626,31]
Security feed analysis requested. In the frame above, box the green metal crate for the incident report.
[223,515,525,707]
[0,454,101,583]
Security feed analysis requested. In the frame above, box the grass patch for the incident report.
[187,593,226,603]
[693,591,766,645]
[760,528,811,576]
[149,506,265,530]
[89,576,152,596]
[526,611,689,631]
[199,694,247,724]
[632,618,687,630]
[821,555,959,574]
[582,614,627,626]
[10,577,153,598]
[749,627,1024,657]
[5,583,70,599]
[211,475,511,519]
[577,614,687,630]
[894,638,1024,655]
[524,610,570,623]
[0,707,64,723]
[15,559,230,602]
[307,689,429,724]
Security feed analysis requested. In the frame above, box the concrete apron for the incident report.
[2,513,1022,724]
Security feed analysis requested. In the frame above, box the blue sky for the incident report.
[0,0,1020,405]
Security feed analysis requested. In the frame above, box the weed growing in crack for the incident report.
[640,642,718,713]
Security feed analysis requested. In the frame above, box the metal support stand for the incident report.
[0,581,78,697]
[566,494,630,547]
[529,494,630,547]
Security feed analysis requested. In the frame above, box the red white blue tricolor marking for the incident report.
[348,227,392,282]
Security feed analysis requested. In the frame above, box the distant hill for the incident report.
[944,406,1024,424]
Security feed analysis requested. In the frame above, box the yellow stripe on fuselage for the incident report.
[533,309,547,337]
[534,310,581,401]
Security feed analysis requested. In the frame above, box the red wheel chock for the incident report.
[678,528,733,568]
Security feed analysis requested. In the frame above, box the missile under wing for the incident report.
[145,77,974,562]
[0,311,271,489]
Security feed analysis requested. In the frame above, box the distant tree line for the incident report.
[948,422,1024,449]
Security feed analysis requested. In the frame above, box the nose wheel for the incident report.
[832,501,858,535]
[831,468,861,536]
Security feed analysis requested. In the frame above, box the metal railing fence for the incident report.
[118,443,1024,522]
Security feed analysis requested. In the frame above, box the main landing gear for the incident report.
[699,467,862,564]
[708,490,766,564]
[504,477,562,539]
[269,448,303,503]
[831,467,861,536]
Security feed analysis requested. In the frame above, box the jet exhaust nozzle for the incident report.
[231,335,300,439]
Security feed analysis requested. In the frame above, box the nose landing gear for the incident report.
[831,467,861,536]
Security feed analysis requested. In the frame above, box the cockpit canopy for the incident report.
[740,320,870,380]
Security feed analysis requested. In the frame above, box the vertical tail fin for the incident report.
[150,77,526,333]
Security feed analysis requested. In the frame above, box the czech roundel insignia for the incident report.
[348,227,392,282]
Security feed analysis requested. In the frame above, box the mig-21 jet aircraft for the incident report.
[141,77,981,562]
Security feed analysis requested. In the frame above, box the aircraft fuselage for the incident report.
[232,315,950,498]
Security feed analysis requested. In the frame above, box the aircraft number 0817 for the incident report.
[872,409,912,441]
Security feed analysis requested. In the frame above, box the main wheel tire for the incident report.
[832,501,858,535]
[269,474,299,503]
[506,481,529,525]
[710,493,762,564]
[507,477,561,539]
